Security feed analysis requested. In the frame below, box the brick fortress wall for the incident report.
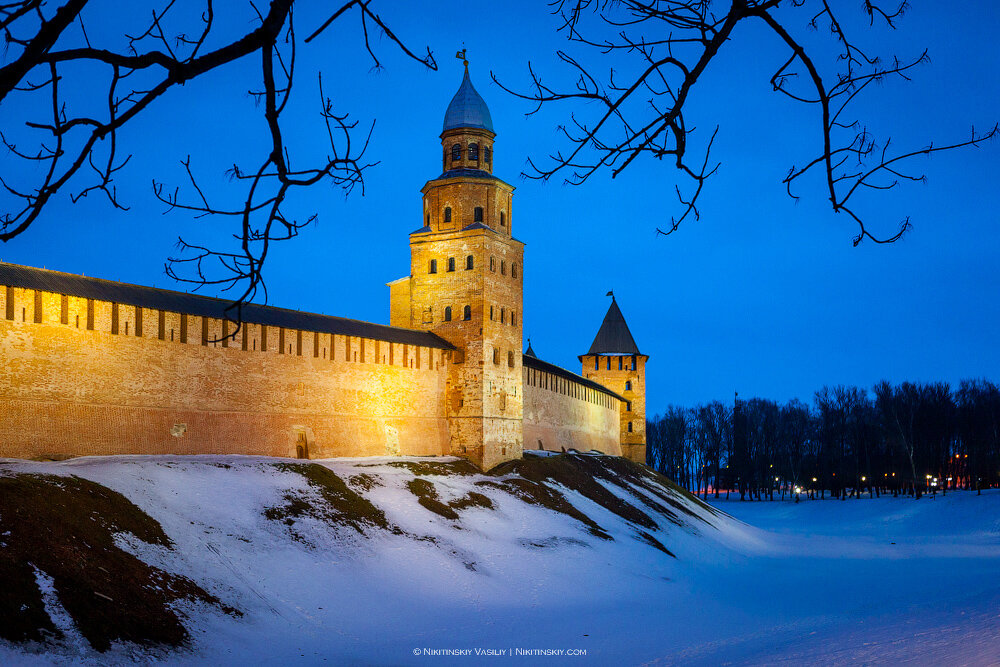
[522,364,621,456]
[0,285,451,460]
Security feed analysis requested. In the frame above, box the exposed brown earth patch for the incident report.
[0,473,236,652]
[382,459,481,477]
[406,478,495,520]
[263,463,399,535]
[347,473,380,492]
[493,455,660,529]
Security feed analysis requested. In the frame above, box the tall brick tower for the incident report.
[580,294,649,464]
[388,62,524,470]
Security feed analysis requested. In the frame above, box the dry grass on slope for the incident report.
[0,474,237,652]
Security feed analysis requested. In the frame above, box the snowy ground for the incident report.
[1,456,997,666]
[687,492,1000,665]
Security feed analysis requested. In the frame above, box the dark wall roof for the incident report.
[523,354,625,401]
[586,297,641,356]
[460,222,495,232]
[0,262,455,350]
[430,168,509,184]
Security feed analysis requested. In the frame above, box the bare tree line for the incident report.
[648,380,1000,501]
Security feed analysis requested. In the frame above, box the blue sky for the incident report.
[1,2,998,413]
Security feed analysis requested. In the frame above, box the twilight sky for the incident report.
[1,2,998,414]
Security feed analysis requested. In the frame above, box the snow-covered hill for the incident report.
[1,454,997,665]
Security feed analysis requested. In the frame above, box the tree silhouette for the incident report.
[496,0,996,245]
[648,379,1000,500]
[0,0,435,326]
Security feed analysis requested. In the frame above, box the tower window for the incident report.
[628,421,633,433]
[444,207,452,223]
[595,357,599,371]
[466,255,474,270]
[451,144,461,161]
[490,305,494,320]
[626,401,632,412]
[444,306,452,322]
[619,357,623,370]
[631,355,637,370]
[493,347,500,364]
[469,143,479,161]
[501,308,505,324]
[512,262,518,279]
[490,256,495,272]
[500,261,506,276]
[429,259,437,274]
[508,351,515,368]
[447,257,455,272]
[463,305,471,320]
[625,380,632,391]
[484,146,491,164]
[607,357,611,370]
[500,212,506,227]
[511,311,516,326]
[426,213,430,226]
[474,206,484,223]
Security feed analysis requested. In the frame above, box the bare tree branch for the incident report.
[499,0,996,244]
[0,0,436,341]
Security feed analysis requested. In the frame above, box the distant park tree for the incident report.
[648,379,995,500]
[778,399,811,502]
[955,380,1000,495]
[0,0,435,320]
[497,1,997,244]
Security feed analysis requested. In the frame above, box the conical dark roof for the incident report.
[442,66,494,133]
[586,297,641,355]
[525,339,537,358]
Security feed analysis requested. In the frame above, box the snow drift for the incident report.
[2,453,998,665]
[0,453,725,663]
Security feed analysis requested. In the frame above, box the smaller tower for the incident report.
[580,294,649,464]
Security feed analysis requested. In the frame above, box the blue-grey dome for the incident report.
[442,67,494,133]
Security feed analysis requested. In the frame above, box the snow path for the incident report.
[0,456,997,665]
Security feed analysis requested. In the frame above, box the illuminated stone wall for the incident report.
[0,286,451,461]
[522,365,621,456]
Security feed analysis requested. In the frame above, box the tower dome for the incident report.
[442,66,494,133]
